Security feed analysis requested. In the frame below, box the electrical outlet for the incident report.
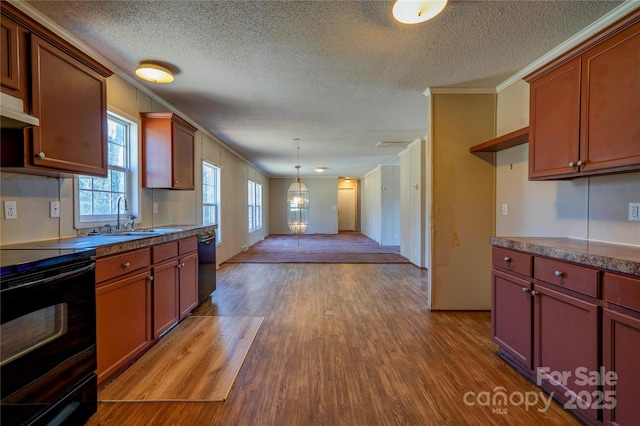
[153,203,158,214]
[4,201,17,219]
[629,202,640,222]
[50,201,60,218]
[502,203,508,216]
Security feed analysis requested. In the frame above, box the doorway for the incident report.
[338,187,356,231]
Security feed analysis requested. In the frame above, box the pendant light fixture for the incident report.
[392,0,448,24]
[287,139,309,237]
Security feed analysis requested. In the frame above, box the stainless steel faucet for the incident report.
[116,195,128,230]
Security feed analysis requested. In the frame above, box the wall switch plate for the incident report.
[153,203,158,214]
[50,201,60,218]
[501,203,508,216]
[4,201,17,219]
[629,202,640,222]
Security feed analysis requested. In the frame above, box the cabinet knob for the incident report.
[149,276,154,282]
[568,161,575,167]
[530,290,537,297]
[123,262,131,269]
[554,270,563,277]
[174,180,179,184]
[35,152,46,160]
[522,287,528,293]
[504,257,511,262]
[576,160,585,167]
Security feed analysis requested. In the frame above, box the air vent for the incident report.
[376,141,410,148]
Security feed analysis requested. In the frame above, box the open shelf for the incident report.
[469,126,529,153]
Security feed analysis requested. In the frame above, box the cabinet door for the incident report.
[492,270,533,369]
[528,57,581,180]
[603,308,640,426]
[581,20,640,175]
[153,260,179,338]
[533,282,599,420]
[1,15,22,93]
[178,251,198,319]
[96,270,152,383]
[30,34,107,176]
[172,122,195,189]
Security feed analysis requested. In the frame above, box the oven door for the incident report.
[1,259,97,425]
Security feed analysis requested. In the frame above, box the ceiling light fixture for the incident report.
[314,167,327,173]
[287,139,309,239]
[392,0,448,24]
[135,63,174,83]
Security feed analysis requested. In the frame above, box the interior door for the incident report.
[338,188,355,231]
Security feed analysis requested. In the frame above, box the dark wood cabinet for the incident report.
[178,237,198,320]
[602,273,640,426]
[152,259,179,338]
[141,112,197,190]
[95,248,152,384]
[525,10,640,180]
[1,3,112,177]
[492,269,533,369]
[533,282,600,422]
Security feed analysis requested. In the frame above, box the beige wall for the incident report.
[496,81,640,245]
[429,93,496,310]
[361,167,382,243]
[0,73,270,264]
[381,165,401,246]
[269,177,338,235]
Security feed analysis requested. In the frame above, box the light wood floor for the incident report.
[87,263,581,425]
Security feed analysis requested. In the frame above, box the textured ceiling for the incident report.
[23,0,623,178]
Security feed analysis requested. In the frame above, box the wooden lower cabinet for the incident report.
[152,259,179,339]
[96,270,152,383]
[178,251,198,320]
[533,282,600,422]
[491,269,533,369]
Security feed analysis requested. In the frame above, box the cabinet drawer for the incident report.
[492,247,533,277]
[179,236,197,255]
[96,248,150,283]
[534,257,599,298]
[603,273,640,313]
[152,241,178,264]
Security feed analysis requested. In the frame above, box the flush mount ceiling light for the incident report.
[135,63,174,83]
[314,167,328,173]
[392,0,448,24]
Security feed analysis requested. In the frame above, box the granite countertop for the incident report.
[1,224,217,257]
[490,237,640,277]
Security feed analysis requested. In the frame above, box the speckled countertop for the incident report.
[1,224,217,257]
[490,237,640,277]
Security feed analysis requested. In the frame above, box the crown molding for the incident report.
[496,0,640,93]
[423,87,496,98]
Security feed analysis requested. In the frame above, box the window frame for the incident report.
[73,109,139,230]
[248,179,262,232]
[202,160,221,242]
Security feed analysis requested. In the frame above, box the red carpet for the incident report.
[224,233,410,264]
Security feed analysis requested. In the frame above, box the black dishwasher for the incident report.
[197,230,216,305]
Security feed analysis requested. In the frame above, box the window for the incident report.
[248,180,262,232]
[76,112,138,227]
[203,161,221,241]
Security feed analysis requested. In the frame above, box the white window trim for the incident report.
[248,179,262,233]
[202,160,221,243]
[73,107,140,231]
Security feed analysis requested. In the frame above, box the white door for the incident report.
[338,188,356,231]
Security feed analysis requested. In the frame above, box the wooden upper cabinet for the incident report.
[525,10,640,180]
[141,112,197,190]
[29,34,108,176]
[528,58,581,179]
[1,3,112,177]
[580,21,640,174]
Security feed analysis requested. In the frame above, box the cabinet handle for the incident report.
[522,287,528,293]
[530,290,537,297]
[123,262,131,269]
[35,152,46,160]
[554,270,563,277]
[504,257,511,262]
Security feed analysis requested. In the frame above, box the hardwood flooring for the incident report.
[99,316,263,402]
[87,263,581,426]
